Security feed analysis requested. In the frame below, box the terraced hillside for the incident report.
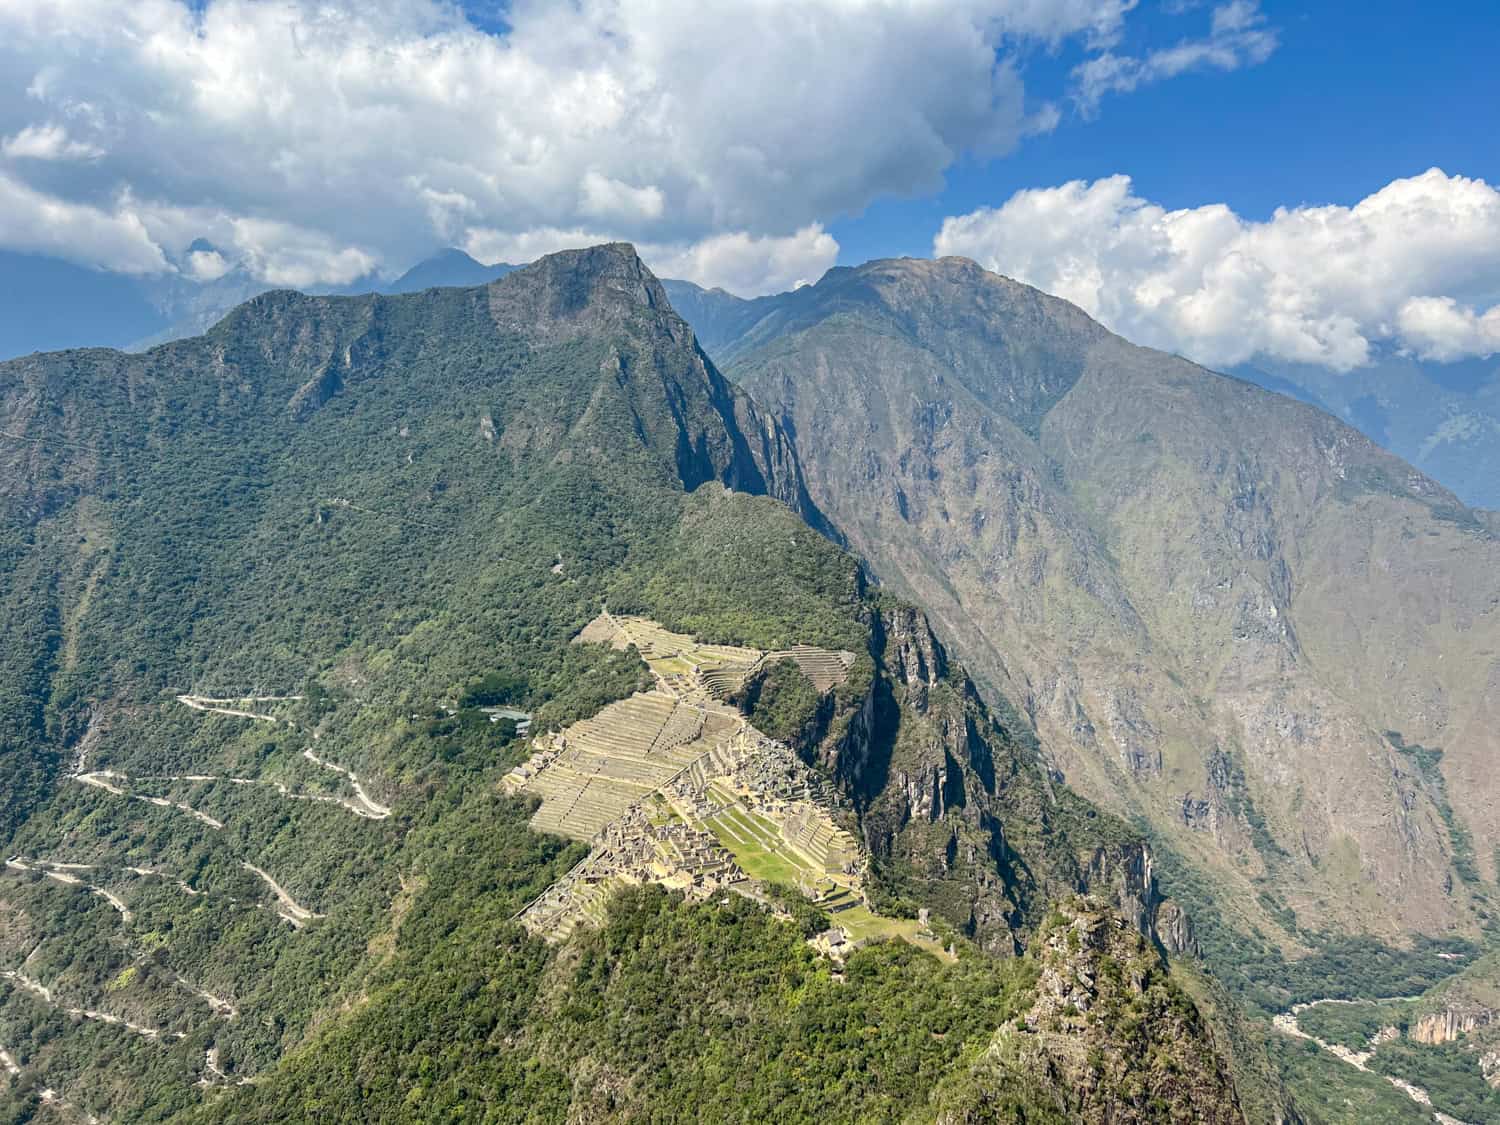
[0,244,837,1118]
[503,614,928,953]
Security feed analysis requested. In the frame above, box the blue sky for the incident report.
[831,0,1500,264]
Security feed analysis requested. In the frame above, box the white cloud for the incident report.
[463,226,616,268]
[464,223,840,297]
[0,0,1205,292]
[1397,297,1500,363]
[0,171,166,273]
[183,247,231,282]
[934,168,1500,369]
[1072,0,1276,115]
[645,225,840,296]
[579,172,665,223]
[226,217,379,289]
[1,121,102,159]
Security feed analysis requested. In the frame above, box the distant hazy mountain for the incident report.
[383,247,518,293]
[1236,351,1500,509]
[660,278,786,355]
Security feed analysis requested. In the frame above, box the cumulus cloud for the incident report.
[183,246,231,282]
[645,226,840,296]
[1398,297,1500,363]
[462,227,616,269]
[0,171,166,273]
[463,223,839,298]
[225,218,379,289]
[0,0,1217,294]
[1072,0,1276,115]
[934,168,1500,369]
[1,122,102,160]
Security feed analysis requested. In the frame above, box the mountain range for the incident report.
[4,243,1500,1121]
[0,247,517,360]
[8,248,1498,514]
[1234,352,1500,510]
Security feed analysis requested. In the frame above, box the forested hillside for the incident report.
[0,246,1259,1122]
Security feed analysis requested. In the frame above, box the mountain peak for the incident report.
[431,246,483,264]
[383,247,515,295]
[487,242,677,341]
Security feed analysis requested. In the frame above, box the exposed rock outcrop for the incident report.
[1410,1006,1497,1045]
[813,600,1194,954]
[721,253,1500,943]
[1482,1049,1500,1089]
[927,897,1244,1124]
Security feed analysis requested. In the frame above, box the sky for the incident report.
[0,0,1495,372]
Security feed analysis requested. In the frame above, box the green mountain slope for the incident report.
[715,256,1500,966]
[0,245,1257,1122]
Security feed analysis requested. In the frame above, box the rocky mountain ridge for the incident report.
[931,897,1247,1124]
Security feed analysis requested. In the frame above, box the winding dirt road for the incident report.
[174,693,391,820]
[4,858,133,921]
[241,863,323,927]
[73,770,225,830]
[1,970,182,1043]
[302,746,391,819]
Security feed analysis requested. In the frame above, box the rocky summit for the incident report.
[3,240,1497,1124]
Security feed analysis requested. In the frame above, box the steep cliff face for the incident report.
[1411,1008,1496,1045]
[927,898,1246,1124]
[715,255,1500,946]
[810,600,1189,955]
[0,246,838,831]
[1408,952,1500,1051]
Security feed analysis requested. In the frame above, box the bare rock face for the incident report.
[928,898,1244,1124]
[1410,1006,1497,1045]
[485,241,678,344]
[815,600,1193,955]
[1482,1049,1500,1089]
